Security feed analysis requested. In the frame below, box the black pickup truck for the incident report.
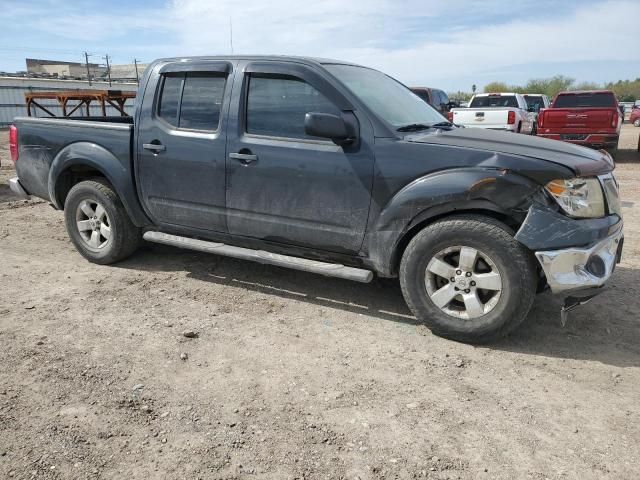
[8,56,624,343]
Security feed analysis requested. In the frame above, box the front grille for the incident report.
[560,134,588,140]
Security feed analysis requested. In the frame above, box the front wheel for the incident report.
[64,179,140,265]
[634,118,640,127]
[399,215,537,343]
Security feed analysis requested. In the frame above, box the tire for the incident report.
[634,119,640,127]
[399,215,537,344]
[64,179,140,265]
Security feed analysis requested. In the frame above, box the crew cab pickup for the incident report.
[449,93,535,134]
[537,90,622,150]
[8,56,624,343]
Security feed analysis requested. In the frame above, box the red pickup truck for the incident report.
[537,90,622,150]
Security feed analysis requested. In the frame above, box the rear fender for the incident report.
[364,168,540,276]
[48,142,150,226]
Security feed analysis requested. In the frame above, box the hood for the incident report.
[407,127,614,177]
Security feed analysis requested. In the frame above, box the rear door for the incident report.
[224,60,375,254]
[136,61,233,232]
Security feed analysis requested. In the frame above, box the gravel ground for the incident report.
[0,125,639,480]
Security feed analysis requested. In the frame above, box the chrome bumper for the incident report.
[535,226,623,294]
[8,177,30,198]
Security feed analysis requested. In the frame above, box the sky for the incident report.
[0,0,638,92]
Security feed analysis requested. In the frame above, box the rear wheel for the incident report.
[399,215,537,343]
[634,118,640,127]
[64,179,140,264]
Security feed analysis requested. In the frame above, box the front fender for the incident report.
[48,142,150,226]
[364,168,540,276]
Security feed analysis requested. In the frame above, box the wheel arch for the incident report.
[390,206,514,277]
[48,142,151,227]
[364,168,539,277]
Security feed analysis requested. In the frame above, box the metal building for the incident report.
[0,77,138,127]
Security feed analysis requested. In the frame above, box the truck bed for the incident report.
[13,116,133,204]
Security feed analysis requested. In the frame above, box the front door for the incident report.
[225,61,375,254]
[137,61,233,232]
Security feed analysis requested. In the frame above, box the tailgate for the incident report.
[542,108,615,129]
[453,108,509,125]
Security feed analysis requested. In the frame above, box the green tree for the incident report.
[483,81,510,93]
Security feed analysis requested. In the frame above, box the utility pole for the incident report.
[84,51,92,86]
[229,17,234,54]
[103,54,112,86]
[133,58,140,84]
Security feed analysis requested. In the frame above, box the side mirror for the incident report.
[304,112,353,145]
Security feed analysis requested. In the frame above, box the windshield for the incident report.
[325,64,446,127]
[470,95,518,108]
[553,92,616,108]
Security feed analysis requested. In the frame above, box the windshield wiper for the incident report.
[430,121,454,127]
[396,121,456,132]
[396,123,432,132]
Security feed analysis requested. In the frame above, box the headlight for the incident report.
[545,177,605,218]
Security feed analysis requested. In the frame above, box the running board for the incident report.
[143,231,374,283]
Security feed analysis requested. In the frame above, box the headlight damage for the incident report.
[545,177,606,218]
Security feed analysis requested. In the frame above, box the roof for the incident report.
[153,55,364,68]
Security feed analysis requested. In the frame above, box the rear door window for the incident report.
[158,75,183,127]
[157,72,227,131]
[553,92,616,108]
[179,73,226,130]
[246,74,341,140]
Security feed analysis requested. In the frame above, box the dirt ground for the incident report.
[1,125,639,480]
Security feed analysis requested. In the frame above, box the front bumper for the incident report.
[8,177,30,198]
[534,225,623,295]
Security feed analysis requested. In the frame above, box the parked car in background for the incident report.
[523,94,550,134]
[449,93,535,134]
[537,90,622,151]
[410,87,454,115]
[8,56,623,343]
[630,106,640,127]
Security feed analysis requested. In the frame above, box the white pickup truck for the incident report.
[449,93,535,134]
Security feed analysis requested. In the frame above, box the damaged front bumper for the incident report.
[515,203,623,323]
[534,226,623,295]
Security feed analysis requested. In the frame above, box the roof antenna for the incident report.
[229,17,234,54]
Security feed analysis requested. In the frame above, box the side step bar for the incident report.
[143,231,374,283]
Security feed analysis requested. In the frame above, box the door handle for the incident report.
[143,143,166,153]
[229,152,258,164]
